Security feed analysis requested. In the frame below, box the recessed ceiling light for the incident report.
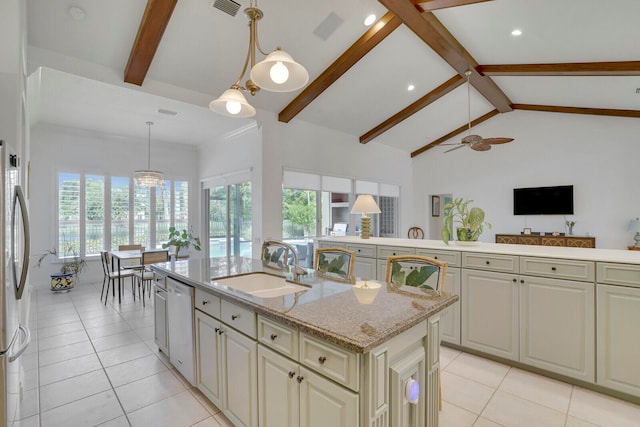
[407,84,415,91]
[364,14,376,26]
[68,6,86,20]
[511,29,522,36]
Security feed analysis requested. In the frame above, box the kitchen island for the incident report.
[152,256,458,427]
[317,236,640,405]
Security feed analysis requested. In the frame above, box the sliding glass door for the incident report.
[207,182,252,258]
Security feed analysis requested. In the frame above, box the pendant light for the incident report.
[209,0,309,118]
[134,121,164,187]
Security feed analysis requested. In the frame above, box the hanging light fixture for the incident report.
[134,121,164,187]
[209,0,309,118]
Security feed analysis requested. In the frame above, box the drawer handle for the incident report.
[231,315,239,320]
[434,256,438,260]
[270,333,278,341]
[218,329,224,335]
[520,280,525,284]
[214,327,219,333]
[296,376,304,383]
[393,252,397,255]
[512,278,517,283]
[551,267,557,271]
[202,300,210,305]
[288,371,295,379]
[318,356,327,365]
[485,260,490,265]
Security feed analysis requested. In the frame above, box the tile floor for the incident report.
[12,280,640,427]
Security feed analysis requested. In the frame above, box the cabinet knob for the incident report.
[520,280,525,284]
[288,371,295,379]
[218,329,224,335]
[214,327,219,333]
[318,356,327,365]
[393,252,396,255]
[434,256,438,260]
[231,314,239,320]
[296,376,304,383]
[551,267,557,271]
[485,260,490,265]
[270,333,278,341]
[512,278,517,283]
[202,300,210,305]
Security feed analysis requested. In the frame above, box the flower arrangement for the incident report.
[565,219,576,235]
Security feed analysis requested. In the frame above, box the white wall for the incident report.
[29,124,200,287]
[412,110,640,249]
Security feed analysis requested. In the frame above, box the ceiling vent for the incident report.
[313,12,344,41]
[212,0,241,17]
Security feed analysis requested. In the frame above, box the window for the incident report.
[56,172,189,256]
[206,182,252,258]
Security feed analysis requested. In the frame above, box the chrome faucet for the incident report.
[261,240,308,281]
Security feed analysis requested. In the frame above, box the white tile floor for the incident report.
[13,280,640,427]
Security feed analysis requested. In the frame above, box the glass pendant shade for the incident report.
[209,88,256,118]
[250,49,309,92]
[135,121,164,187]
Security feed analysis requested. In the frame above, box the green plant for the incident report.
[37,241,88,277]
[162,226,202,257]
[441,198,491,245]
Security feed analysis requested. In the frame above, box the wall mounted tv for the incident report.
[513,185,574,215]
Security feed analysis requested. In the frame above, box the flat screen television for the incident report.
[513,185,574,215]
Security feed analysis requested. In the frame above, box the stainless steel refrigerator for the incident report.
[0,139,31,427]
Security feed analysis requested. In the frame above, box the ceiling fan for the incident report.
[441,70,514,153]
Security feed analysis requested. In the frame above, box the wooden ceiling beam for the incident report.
[124,0,178,86]
[478,61,640,76]
[512,104,640,118]
[278,12,402,123]
[411,109,498,157]
[378,0,512,113]
[412,0,493,11]
[360,74,465,144]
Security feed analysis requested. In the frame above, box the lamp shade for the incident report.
[250,49,309,92]
[134,170,164,187]
[628,218,640,232]
[351,195,381,215]
[209,88,256,118]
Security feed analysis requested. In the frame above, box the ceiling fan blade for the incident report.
[471,142,491,151]
[444,144,467,153]
[482,137,514,145]
[440,143,464,146]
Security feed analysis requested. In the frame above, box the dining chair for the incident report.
[314,247,356,283]
[118,244,146,271]
[407,226,425,239]
[261,240,294,270]
[133,250,169,306]
[100,251,135,305]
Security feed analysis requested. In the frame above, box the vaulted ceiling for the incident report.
[27,0,640,154]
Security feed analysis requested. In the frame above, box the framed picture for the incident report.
[431,196,440,217]
[523,228,532,235]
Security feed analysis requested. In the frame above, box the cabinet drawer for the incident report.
[195,288,221,318]
[257,316,299,360]
[153,273,167,290]
[377,245,415,259]
[597,263,640,287]
[345,243,376,258]
[317,240,345,249]
[415,248,461,267]
[463,253,519,273]
[521,257,595,282]
[221,299,256,339]
[300,333,360,392]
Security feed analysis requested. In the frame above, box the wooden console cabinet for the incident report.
[495,233,595,248]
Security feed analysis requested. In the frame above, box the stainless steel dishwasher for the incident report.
[167,277,195,386]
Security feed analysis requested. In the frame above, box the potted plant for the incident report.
[162,226,202,258]
[441,198,491,245]
[37,241,88,291]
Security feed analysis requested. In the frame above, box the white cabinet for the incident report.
[153,282,169,355]
[520,276,594,382]
[439,267,461,345]
[596,284,640,396]
[223,326,258,427]
[195,310,223,408]
[461,269,519,361]
[258,342,359,427]
[167,278,195,385]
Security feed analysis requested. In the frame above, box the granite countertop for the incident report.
[317,236,640,264]
[152,257,458,354]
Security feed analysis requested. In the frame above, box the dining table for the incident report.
[109,249,143,303]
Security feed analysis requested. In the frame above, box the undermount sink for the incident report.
[214,273,309,298]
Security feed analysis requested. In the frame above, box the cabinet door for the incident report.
[461,270,519,360]
[258,345,299,427]
[223,326,258,427]
[299,367,359,427]
[597,284,640,396]
[440,267,461,345]
[520,276,595,382]
[353,256,377,280]
[153,286,168,354]
[195,310,223,408]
